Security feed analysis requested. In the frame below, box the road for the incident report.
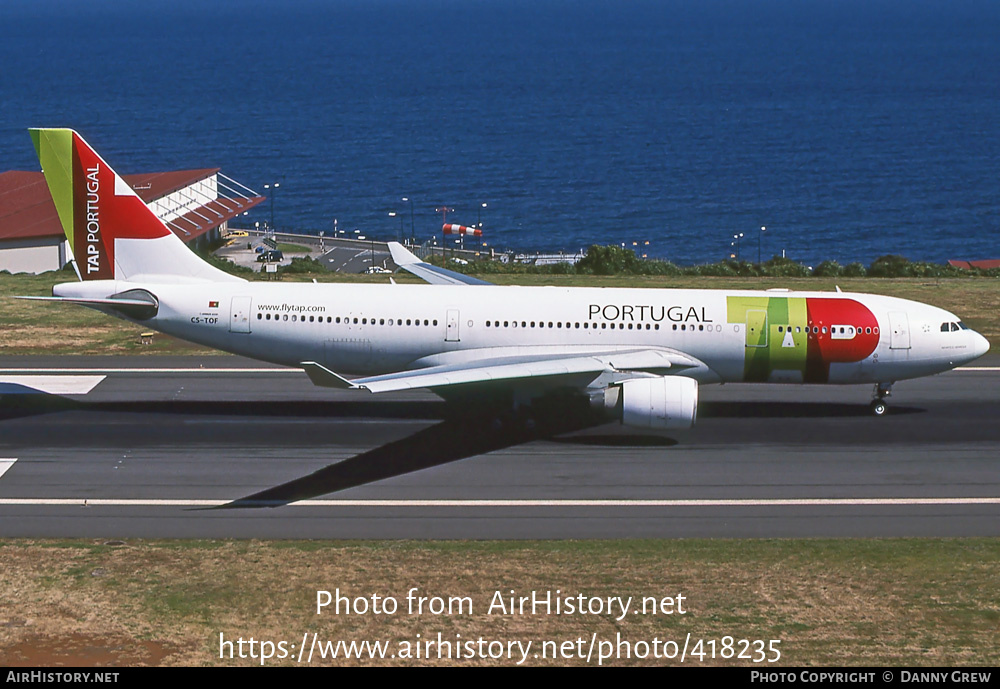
[1,356,998,539]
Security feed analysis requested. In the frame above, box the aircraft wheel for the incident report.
[870,399,887,417]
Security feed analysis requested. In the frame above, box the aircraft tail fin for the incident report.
[29,128,241,283]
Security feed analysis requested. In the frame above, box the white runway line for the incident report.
[1,497,999,508]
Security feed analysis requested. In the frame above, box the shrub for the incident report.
[812,260,843,278]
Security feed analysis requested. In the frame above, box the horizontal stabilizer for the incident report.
[17,290,159,320]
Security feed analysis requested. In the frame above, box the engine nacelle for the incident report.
[602,376,699,430]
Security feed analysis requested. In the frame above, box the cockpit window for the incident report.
[958,322,969,330]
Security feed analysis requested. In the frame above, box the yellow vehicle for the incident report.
[227,230,249,238]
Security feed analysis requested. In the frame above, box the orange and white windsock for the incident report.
[442,224,482,237]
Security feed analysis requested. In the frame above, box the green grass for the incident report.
[2,539,998,666]
[274,242,310,253]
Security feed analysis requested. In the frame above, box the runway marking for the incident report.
[2,497,999,508]
[0,459,16,480]
[955,367,1000,372]
[0,376,105,394]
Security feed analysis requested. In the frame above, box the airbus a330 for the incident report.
[23,129,990,428]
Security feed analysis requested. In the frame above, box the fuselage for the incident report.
[55,279,990,387]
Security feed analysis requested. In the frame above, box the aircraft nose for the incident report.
[972,331,990,360]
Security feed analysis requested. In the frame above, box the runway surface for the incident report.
[1,355,998,539]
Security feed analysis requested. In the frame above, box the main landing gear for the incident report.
[870,382,893,416]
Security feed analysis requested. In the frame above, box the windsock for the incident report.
[442,224,482,237]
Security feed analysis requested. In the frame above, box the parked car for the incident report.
[256,250,284,262]
[364,266,392,274]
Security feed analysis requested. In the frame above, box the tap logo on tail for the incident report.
[30,128,171,280]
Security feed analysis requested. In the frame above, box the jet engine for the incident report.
[598,376,699,430]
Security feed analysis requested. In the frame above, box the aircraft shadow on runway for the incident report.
[219,405,609,508]
[0,394,923,506]
[222,399,922,507]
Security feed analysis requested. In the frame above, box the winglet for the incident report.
[300,361,359,389]
[388,241,420,266]
[386,241,493,286]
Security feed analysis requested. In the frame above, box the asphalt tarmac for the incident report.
[1,355,998,539]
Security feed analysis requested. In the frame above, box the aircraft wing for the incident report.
[301,346,704,394]
[388,242,493,286]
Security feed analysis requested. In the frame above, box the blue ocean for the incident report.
[1,0,997,266]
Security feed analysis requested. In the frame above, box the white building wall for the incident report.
[0,237,68,274]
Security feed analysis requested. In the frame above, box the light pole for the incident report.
[477,202,487,230]
[733,232,744,262]
[263,183,279,232]
[402,197,414,245]
[758,226,766,264]
[388,210,403,241]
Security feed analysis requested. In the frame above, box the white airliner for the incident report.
[23,129,989,427]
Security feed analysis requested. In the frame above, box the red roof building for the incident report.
[947,259,1000,270]
[0,168,263,274]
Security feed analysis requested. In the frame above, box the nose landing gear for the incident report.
[870,382,893,416]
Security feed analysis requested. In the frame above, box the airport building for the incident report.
[0,168,264,274]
